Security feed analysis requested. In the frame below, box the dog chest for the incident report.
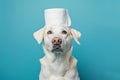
[50,60,69,76]
[40,57,69,76]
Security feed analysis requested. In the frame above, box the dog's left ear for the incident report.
[33,28,45,44]
[70,28,81,45]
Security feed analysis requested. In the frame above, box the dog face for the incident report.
[33,26,81,54]
[43,26,72,54]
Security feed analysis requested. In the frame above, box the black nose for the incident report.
[52,37,62,45]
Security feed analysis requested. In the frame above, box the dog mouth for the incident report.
[51,45,63,52]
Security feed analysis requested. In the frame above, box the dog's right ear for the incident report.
[70,28,81,45]
[33,28,45,44]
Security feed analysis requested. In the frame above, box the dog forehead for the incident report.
[45,26,69,32]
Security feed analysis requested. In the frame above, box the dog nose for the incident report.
[52,37,62,45]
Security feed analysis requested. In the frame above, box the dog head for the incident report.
[33,26,81,54]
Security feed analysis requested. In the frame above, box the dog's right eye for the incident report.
[47,30,53,34]
[62,30,67,35]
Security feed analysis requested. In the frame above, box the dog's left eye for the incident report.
[47,30,53,34]
[62,30,67,34]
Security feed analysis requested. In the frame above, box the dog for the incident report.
[33,25,81,80]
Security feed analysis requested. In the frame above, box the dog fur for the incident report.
[33,25,81,80]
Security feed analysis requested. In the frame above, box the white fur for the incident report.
[33,26,81,80]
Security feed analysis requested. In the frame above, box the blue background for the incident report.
[0,0,120,80]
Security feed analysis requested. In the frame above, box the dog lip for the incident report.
[52,45,63,52]
[51,48,63,52]
[53,44,61,49]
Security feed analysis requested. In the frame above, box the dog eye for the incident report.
[47,30,53,34]
[62,30,67,34]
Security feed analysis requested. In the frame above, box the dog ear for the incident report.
[70,28,81,45]
[33,28,45,44]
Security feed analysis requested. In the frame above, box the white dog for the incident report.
[33,8,81,80]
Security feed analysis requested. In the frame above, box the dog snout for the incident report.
[52,37,62,45]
